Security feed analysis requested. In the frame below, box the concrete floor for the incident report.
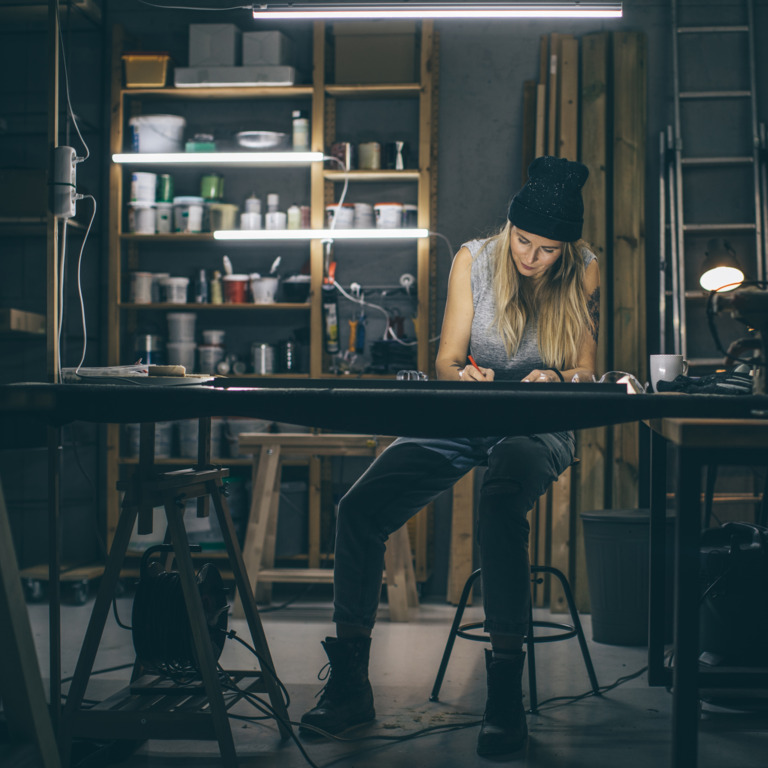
[26,589,768,768]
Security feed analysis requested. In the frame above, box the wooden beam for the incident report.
[521,80,538,184]
[612,30,648,508]
[558,37,579,161]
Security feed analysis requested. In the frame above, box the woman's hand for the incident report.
[459,364,494,382]
[522,369,560,383]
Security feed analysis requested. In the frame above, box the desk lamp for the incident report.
[700,238,744,293]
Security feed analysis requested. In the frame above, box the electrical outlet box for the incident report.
[51,146,77,218]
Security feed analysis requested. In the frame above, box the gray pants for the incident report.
[332,432,575,636]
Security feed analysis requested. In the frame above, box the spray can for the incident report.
[322,284,340,354]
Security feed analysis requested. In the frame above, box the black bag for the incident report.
[699,522,768,667]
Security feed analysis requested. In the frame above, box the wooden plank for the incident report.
[558,37,579,160]
[0,482,61,768]
[548,465,572,613]
[521,80,538,184]
[307,456,321,568]
[535,83,547,160]
[576,30,611,611]
[547,34,560,156]
[447,469,475,605]
[612,30,648,509]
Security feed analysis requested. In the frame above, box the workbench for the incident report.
[4,379,768,766]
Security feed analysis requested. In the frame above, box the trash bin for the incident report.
[581,508,674,646]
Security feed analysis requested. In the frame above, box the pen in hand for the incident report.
[468,355,481,373]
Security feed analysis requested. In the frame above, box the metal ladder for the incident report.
[660,0,767,364]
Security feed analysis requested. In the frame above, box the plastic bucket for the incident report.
[130,271,154,304]
[198,344,225,374]
[166,311,196,341]
[156,202,173,233]
[581,509,675,646]
[249,274,278,304]
[166,341,196,372]
[374,202,404,229]
[129,115,186,153]
[163,277,189,304]
[223,274,249,303]
[128,202,156,234]
[173,196,204,233]
[130,172,157,202]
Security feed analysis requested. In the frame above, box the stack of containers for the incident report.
[166,311,197,372]
[128,172,157,233]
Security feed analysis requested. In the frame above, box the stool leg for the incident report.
[549,567,600,695]
[430,569,481,701]
[526,600,538,714]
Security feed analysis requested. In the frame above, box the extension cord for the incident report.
[51,145,77,218]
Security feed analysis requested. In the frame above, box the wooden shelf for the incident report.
[325,83,421,98]
[0,308,45,337]
[122,86,313,99]
[324,170,420,182]
[118,302,310,311]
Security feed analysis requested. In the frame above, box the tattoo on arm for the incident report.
[587,287,600,345]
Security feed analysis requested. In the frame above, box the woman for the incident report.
[300,156,600,756]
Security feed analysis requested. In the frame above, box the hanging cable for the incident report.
[74,195,97,373]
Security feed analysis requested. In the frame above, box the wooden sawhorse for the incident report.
[234,433,419,622]
[58,420,290,768]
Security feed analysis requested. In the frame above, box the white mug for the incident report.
[650,354,688,392]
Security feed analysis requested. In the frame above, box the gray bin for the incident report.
[581,509,674,646]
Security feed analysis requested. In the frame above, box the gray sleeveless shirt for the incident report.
[465,237,596,381]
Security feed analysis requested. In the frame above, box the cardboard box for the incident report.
[242,31,295,66]
[189,23,241,67]
[333,21,418,84]
[122,53,171,88]
[174,65,298,88]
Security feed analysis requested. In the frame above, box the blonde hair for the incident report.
[486,221,591,369]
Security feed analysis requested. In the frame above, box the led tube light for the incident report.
[252,2,622,20]
[213,228,429,240]
[112,152,323,165]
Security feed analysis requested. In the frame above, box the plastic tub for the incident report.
[202,329,226,346]
[326,203,355,229]
[127,202,156,234]
[198,344,226,374]
[223,274,249,303]
[166,340,196,372]
[130,172,157,203]
[130,271,154,304]
[208,202,239,231]
[166,311,196,341]
[155,202,173,233]
[374,202,404,229]
[163,277,190,304]
[123,53,171,88]
[128,114,186,153]
[173,196,204,233]
[282,274,311,302]
[249,274,279,304]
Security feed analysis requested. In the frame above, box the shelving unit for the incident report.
[105,21,439,574]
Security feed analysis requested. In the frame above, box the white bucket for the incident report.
[202,329,226,346]
[326,203,355,229]
[130,172,157,202]
[173,196,204,233]
[130,271,154,304]
[166,340,196,372]
[354,202,374,229]
[163,276,189,304]
[198,344,226,374]
[156,202,173,233]
[249,274,279,304]
[374,202,404,229]
[128,202,156,234]
[129,115,186,153]
[167,311,196,341]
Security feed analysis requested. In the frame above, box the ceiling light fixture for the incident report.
[112,152,323,165]
[214,228,429,240]
[251,1,623,20]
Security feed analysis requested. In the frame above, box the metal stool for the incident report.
[430,566,600,713]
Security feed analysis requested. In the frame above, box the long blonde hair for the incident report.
[487,222,591,369]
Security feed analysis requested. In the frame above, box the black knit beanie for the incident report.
[507,156,589,242]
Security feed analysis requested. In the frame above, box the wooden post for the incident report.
[612,30,648,509]
[576,31,611,610]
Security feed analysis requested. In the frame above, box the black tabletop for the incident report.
[3,379,768,438]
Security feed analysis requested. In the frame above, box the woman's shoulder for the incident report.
[578,241,598,266]
[461,236,497,260]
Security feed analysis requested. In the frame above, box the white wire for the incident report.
[332,279,391,334]
[75,196,98,374]
[55,2,89,161]
[57,219,68,384]
[429,230,456,259]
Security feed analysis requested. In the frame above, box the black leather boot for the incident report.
[300,636,376,737]
[476,648,528,756]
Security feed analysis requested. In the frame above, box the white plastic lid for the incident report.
[173,196,204,204]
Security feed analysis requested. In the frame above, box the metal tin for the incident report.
[251,342,275,374]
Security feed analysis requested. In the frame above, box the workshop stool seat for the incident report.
[430,566,600,713]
